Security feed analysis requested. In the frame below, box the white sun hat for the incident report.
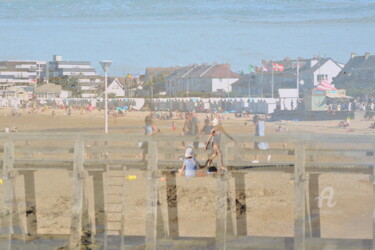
[185,147,194,158]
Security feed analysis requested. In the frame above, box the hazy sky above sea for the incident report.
[0,0,375,75]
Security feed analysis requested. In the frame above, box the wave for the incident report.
[1,0,375,23]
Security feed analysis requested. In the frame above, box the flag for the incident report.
[272,63,284,72]
[261,66,268,72]
[248,65,255,73]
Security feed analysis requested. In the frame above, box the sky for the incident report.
[0,0,374,76]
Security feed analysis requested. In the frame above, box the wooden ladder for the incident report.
[104,165,126,250]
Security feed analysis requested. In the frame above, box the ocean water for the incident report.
[0,0,374,75]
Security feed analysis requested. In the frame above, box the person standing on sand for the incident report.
[252,115,271,163]
[141,115,158,160]
[205,118,234,171]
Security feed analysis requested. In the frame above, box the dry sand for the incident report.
[0,107,374,240]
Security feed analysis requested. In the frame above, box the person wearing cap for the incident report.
[178,147,207,177]
[205,118,234,171]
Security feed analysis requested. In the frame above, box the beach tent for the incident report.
[315,80,336,91]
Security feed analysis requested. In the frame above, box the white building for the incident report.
[253,57,344,97]
[0,60,46,86]
[105,78,125,97]
[47,55,97,78]
[166,63,240,96]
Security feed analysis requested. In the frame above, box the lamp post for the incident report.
[100,60,112,134]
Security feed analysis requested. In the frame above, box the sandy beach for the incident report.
[0,107,374,241]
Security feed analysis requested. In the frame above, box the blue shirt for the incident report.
[184,158,198,177]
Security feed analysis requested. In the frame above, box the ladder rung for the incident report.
[107,211,122,214]
[107,219,122,222]
[106,202,122,205]
[107,192,122,195]
[108,184,123,187]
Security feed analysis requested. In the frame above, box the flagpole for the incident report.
[271,60,274,98]
[296,58,300,99]
[261,66,264,98]
[248,72,251,98]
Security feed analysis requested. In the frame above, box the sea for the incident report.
[0,0,375,75]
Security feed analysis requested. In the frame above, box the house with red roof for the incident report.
[166,63,240,96]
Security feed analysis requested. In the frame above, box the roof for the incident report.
[339,54,375,74]
[34,83,62,93]
[262,57,342,74]
[108,78,124,88]
[50,61,91,65]
[167,64,239,80]
[143,67,178,83]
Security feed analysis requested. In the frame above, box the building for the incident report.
[250,57,344,97]
[34,83,70,99]
[166,63,240,96]
[0,60,46,86]
[105,78,125,97]
[47,55,97,78]
[333,52,375,90]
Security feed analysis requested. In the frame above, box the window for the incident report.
[317,74,328,82]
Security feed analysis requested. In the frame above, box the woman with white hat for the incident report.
[205,118,234,171]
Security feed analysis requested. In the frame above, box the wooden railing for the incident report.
[0,132,374,250]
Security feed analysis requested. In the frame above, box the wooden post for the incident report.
[69,140,85,249]
[226,175,237,236]
[145,140,158,250]
[294,142,306,250]
[307,173,320,237]
[216,172,228,250]
[372,142,375,250]
[166,172,179,238]
[92,172,105,237]
[232,172,247,236]
[0,140,15,250]
[20,170,38,237]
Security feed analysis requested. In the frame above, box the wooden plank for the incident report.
[307,173,320,238]
[19,171,38,237]
[69,140,85,249]
[226,175,237,236]
[233,172,247,236]
[145,140,158,250]
[92,172,105,238]
[215,172,228,250]
[166,172,179,238]
[0,140,14,250]
[294,142,306,250]
[373,142,375,250]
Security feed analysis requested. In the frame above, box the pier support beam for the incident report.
[216,172,228,250]
[294,142,306,250]
[145,141,158,250]
[233,172,247,236]
[92,172,105,237]
[307,173,321,238]
[69,140,86,249]
[19,170,38,237]
[372,142,375,250]
[0,140,15,250]
[166,172,179,238]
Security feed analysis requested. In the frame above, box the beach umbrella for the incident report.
[315,80,336,90]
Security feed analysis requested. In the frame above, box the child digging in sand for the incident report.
[178,147,211,177]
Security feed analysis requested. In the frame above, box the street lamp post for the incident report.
[100,60,112,134]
